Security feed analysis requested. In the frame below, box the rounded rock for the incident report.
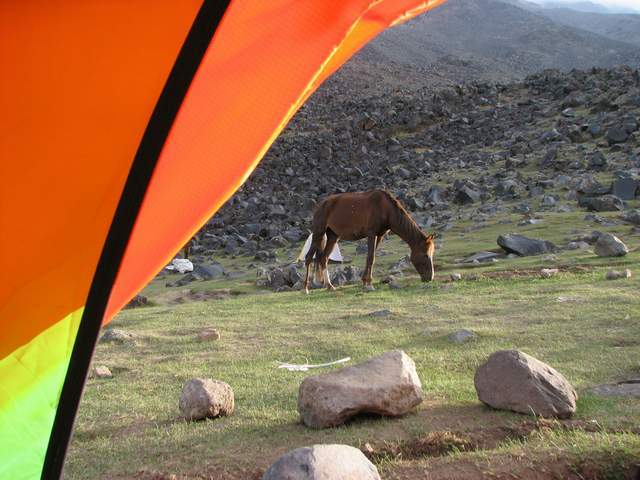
[263,444,380,480]
[179,378,234,421]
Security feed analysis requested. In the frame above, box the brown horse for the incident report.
[304,190,436,293]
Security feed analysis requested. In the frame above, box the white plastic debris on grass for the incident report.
[277,357,351,372]
[296,233,343,263]
[165,258,194,274]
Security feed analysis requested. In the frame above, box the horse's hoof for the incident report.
[363,284,375,292]
[304,288,310,295]
[327,285,336,291]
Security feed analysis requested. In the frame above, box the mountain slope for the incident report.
[347,0,640,87]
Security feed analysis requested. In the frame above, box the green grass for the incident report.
[65,206,640,478]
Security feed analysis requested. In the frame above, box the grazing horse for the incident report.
[304,190,436,293]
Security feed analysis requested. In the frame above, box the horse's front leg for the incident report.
[362,235,377,291]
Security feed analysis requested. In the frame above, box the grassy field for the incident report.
[64,198,640,479]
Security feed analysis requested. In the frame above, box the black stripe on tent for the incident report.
[41,1,231,478]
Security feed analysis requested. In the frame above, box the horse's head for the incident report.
[411,233,436,282]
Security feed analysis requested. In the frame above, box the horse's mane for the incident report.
[380,190,427,244]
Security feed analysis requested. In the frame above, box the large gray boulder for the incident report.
[263,444,380,480]
[497,234,556,256]
[298,351,423,428]
[179,378,234,421]
[594,233,629,257]
[474,350,577,418]
[578,195,624,212]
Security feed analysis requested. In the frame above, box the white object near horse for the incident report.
[297,233,343,263]
[277,357,351,372]
[165,258,194,273]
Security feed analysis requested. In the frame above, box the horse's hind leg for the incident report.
[303,233,324,294]
[320,230,338,290]
[362,234,378,291]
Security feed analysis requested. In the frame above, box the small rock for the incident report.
[454,185,480,205]
[383,275,402,289]
[125,295,148,308]
[594,233,629,257]
[474,350,577,418]
[92,366,112,379]
[262,444,380,480]
[606,127,630,145]
[621,210,640,225]
[450,272,462,281]
[369,309,392,317]
[298,351,422,428]
[540,268,559,278]
[463,251,501,263]
[605,269,632,280]
[592,380,640,398]
[198,328,221,341]
[192,263,225,280]
[100,328,137,344]
[566,241,590,250]
[611,178,638,201]
[449,329,475,343]
[179,378,234,421]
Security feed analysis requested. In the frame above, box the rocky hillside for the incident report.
[186,66,639,264]
[352,0,640,87]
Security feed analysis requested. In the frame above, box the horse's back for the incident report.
[313,190,391,239]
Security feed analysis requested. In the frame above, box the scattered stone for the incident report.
[588,151,607,170]
[99,328,137,344]
[92,366,113,379]
[611,178,638,201]
[198,328,221,341]
[474,350,577,418]
[449,329,475,343]
[463,251,501,263]
[540,268,559,278]
[262,444,380,480]
[125,295,148,308]
[605,269,632,280]
[298,351,423,428]
[369,309,392,317]
[192,263,225,280]
[606,127,630,145]
[497,234,556,256]
[592,380,640,398]
[566,241,590,250]
[450,272,462,281]
[594,233,629,257]
[578,195,624,212]
[621,210,640,225]
[454,185,480,205]
[383,275,402,289]
[179,378,234,421]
